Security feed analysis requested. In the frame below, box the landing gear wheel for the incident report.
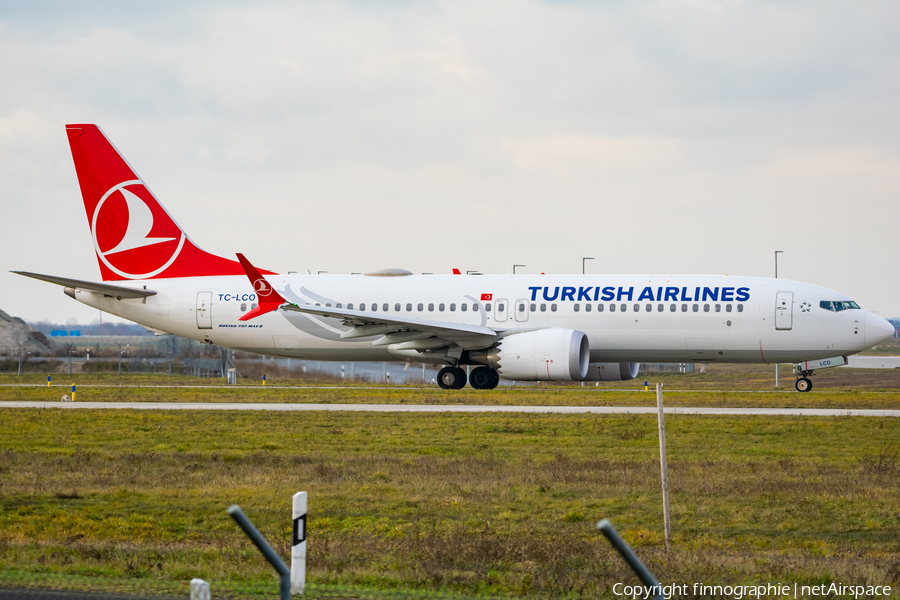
[795,377,813,393]
[470,366,499,390]
[437,366,467,390]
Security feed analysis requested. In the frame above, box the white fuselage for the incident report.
[70,273,881,365]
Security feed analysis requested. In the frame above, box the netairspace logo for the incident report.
[612,582,892,599]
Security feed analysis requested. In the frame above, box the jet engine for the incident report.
[470,328,589,381]
[583,362,640,381]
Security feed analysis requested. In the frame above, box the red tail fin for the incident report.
[66,124,264,281]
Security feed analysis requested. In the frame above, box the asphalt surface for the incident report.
[1,401,898,417]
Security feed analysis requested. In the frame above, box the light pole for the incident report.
[513,265,525,275]
[774,251,783,387]
[583,257,594,275]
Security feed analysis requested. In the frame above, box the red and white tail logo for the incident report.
[66,125,270,281]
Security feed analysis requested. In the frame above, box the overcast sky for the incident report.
[1,0,898,324]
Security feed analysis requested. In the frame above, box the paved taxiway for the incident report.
[1,401,898,416]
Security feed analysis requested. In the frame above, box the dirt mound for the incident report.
[0,309,56,355]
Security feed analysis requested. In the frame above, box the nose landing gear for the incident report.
[795,376,813,392]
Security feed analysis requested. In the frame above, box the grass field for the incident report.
[1,402,899,599]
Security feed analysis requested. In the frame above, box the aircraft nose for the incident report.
[865,312,895,347]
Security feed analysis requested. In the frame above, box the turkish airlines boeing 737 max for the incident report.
[14,125,895,391]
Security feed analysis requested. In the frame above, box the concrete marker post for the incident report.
[190,578,210,600]
[291,491,307,595]
[656,383,671,551]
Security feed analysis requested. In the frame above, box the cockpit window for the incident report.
[820,300,861,312]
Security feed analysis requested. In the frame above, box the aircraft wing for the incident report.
[282,303,498,341]
[12,271,157,299]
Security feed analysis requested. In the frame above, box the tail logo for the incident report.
[253,279,271,295]
[91,180,186,279]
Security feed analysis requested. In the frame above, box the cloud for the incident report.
[0,0,898,321]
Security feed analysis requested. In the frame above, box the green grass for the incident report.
[1,408,899,598]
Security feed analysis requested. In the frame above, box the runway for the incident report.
[1,401,898,417]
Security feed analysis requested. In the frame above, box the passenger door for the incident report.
[196,291,212,329]
[775,291,793,330]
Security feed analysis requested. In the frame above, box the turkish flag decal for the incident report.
[481,293,493,301]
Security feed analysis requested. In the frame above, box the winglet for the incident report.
[236,253,287,321]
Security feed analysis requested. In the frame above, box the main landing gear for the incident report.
[437,366,467,389]
[469,366,500,390]
[436,366,500,390]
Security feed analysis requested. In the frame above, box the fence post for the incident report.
[227,505,290,600]
[656,383,672,551]
[596,519,666,599]
[291,492,307,595]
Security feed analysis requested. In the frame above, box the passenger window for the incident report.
[383,303,389,312]
[348,303,354,310]
[703,304,709,312]
[240,303,247,312]
[251,303,257,310]
[585,304,592,312]
[461,303,467,312]
[326,303,332,307]
[621,304,627,312]
[371,303,377,312]
[737,304,744,312]
[473,303,479,311]
[574,304,580,312]
[670,304,676,312]
[497,303,504,313]
[715,304,720,312]
[692,304,699,312]
[551,304,557,312]
[395,303,401,311]
[450,303,456,311]
[336,303,342,309]
[519,303,526,312]
[417,303,423,311]
[657,304,664,312]
[360,303,367,311]
[439,303,445,311]
[406,303,412,311]
[540,304,547,312]
[315,303,321,306]
[726,304,732,313]
[598,304,604,312]
[485,303,491,311]
[428,303,435,312]
[530,303,536,312]
[681,304,688,312]
[646,304,652,312]
[610,304,616,312]
[633,304,639,312]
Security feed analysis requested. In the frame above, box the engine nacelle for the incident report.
[471,328,589,381]
[583,362,640,382]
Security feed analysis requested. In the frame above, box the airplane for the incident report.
[13,124,895,392]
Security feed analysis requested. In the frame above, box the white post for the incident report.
[656,383,672,551]
[291,491,307,595]
[190,578,210,600]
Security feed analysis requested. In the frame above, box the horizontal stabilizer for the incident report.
[12,271,157,298]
